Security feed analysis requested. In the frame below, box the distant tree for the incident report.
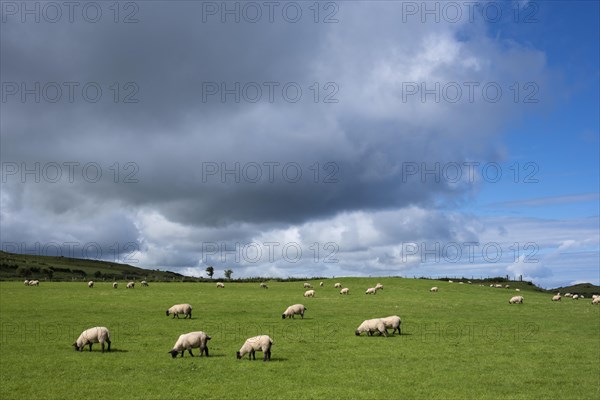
[224,269,233,280]
[206,266,214,279]
[94,271,103,278]
[42,268,53,280]
[17,267,32,277]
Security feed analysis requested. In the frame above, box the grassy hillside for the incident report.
[1,278,598,399]
[0,251,186,282]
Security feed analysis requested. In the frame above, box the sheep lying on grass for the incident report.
[282,304,307,319]
[236,335,273,361]
[168,331,211,358]
[355,319,388,337]
[166,304,193,319]
[72,327,111,352]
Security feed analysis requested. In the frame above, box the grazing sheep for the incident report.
[88,281,94,288]
[304,289,315,297]
[489,284,494,287]
[236,335,273,361]
[551,295,561,301]
[381,315,402,335]
[126,282,135,289]
[166,304,193,319]
[495,284,503,288]
[448,280,453,283]
[29,280,39,286]
[334,283,342,288]
[72,327,111,352]
[282,304,307,319]
[515,288,521,292]
[340,288,350,295]
[509,295,524,304]
[260,283,268,289]
[592,295,599,300]
[319,282,324,287]
[459,282,464,285]
[467,281,472,284]
[592,297,600,305]
[430,287,438,292]
[505,284,510,289]
[580,295,585,299]
[216,282,225,288]
[375,283,384,291]
[365,287,377,295]
[168,331,211,358]
[24,280,29,286]
[565,293,572,297]
[355,319,388,337]
[303,282,313,288]
[141,280,149,287]
[572,294,580,300]
[112,282,118,289]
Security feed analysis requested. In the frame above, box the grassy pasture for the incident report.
[1,278,598,399]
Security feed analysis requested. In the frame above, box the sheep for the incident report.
[430,287,438,292]
[29,280,39,286]
[23,280,29,286]
[580,295,585,299]
[505,284,510,289]
[126,282,135,289]
[551,295,561,301]
[88,281,94,288]
[216,282,225,288]
[72,327,111,352]
[365,287,377,295]
[565,293,572,297]
[303,282,313,288]
[572,294,580,300]
[459,282,464,285]
[489,284,494,287]
[304,289,315,297]
[319,282,324,287]
[592,297,600,305]
[381,315,402,335]
[112,282,118,289]
[260,283,268,289]
[515,288,521,292]
[592,295,599,300]
[168,331,211,358]
[236,335,273,361]
[334,283,342,288]
[375,283,384,291]
[282,304,307,319]
[495,284,503,288]
[355,319,388,337]
[340,288,350,295]
[509,295,524,304]
[141,280,149,287]
[448,280,453,283]
[166,303,193,319]
[467,281,472,284]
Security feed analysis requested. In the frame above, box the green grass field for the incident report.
[1,278,598,399]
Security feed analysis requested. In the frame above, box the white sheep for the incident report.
[168,331,211,358]
[572,294,580,300]
[375,283,384,291]
[565,293,572,297]
[216,282,225,288]
[72,327,111,352]
[592,295,599,300]
[282,304,307,319]
[319,282,324,287]
[430,287,439,292]
[166,303,193,319]
[112,282,118,289]
[260,283,268,289]
[340,288,350,295]
[592,297,600,305]
[334,283,342,288]
[304,289,315,297]
[495,284,503,288]
[88,281,94,288]
[355,319,388,337]
[509,295,524,304]
[236,335,273,361]
[141,280,149,287]
[29,280,39,286]
[23,280,29,286]
[126,282,135,289]
[303,282,313,288]
[365,287,377,295]
[505,284,510,289]
[515,288,521,292]
[448,280,453,283]
[381,315,402,335]
[551,295,561,301]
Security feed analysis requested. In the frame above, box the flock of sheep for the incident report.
[24,278,600,359]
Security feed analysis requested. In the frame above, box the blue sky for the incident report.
[1,1,598,288]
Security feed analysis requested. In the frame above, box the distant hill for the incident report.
[550,282,600,296]
[0,251,192,282]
